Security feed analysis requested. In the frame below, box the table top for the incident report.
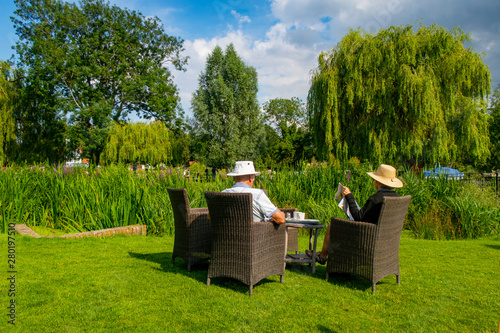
[285,219,324,228]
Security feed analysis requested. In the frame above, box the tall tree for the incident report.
[101,121,173,166]
[307,23,491,167]
[12,0,188,164]
[191,44,265,168]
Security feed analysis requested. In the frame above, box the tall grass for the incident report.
[400,171,500,239]
[0,163,498,239]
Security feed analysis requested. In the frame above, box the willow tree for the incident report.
[307,23,491,167]
[101,122,172,166]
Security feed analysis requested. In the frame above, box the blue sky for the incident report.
[2,0,499,117]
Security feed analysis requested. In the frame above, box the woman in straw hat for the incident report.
[307,164,404,264]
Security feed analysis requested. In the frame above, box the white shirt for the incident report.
[222,183,278,222]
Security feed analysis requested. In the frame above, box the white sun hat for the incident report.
[227,161,261,176]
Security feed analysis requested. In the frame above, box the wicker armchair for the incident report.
[326,195,411,292]
[167,188,211,272]
[205,191,286,296]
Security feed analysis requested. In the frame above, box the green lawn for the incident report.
[3,232,500,332]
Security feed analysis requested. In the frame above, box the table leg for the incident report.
[311,228,320,273]
[284,228,289,270]
[308,229,317,273]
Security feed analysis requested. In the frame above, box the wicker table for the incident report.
[284,220,324,273]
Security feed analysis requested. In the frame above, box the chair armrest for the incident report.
[191,207,209,216]
[251,221,286,252]
[251,221,286,235]
[187,207,209,228]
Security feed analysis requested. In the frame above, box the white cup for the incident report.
[293,212,305,220]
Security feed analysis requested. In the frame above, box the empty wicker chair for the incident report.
[326,195,411,292]
[205,191,286,296]
[167,188,210,272]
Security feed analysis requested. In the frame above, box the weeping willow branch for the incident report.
[307,23,491,167]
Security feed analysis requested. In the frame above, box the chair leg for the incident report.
[372,283,376,293]
[249,285,253,296]
[280,274,284,284]
[325,272,329,280]
[396,274,401,286]
[171,256,175,265]
[206,277,210,286]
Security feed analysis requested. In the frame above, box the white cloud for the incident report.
[169,0,500,117]
[173,25,320,117]
[231,10,251,25]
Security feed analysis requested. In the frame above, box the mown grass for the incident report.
[3,232,499,332]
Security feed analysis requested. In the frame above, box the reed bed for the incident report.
[0,163,498,239]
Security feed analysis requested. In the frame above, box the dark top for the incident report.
[345,189,400,224]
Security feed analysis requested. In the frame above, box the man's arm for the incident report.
[270,209,285,224]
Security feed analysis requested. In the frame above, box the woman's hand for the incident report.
[342,186,351,196]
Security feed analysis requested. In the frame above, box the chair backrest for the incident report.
[204,191,254,236]
[167,188,191,228]
[374,195,411,253]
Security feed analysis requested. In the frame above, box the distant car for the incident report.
[423,167,464,180]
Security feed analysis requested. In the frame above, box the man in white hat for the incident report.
[222,161,285,224]
[307,164,404,264]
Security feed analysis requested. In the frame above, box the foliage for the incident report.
[261,97,314,167]
[488,84,500,170]
[2,163,498,240]
[399,171,500,239]
[3,233,499,331]
[0,61,17,164]
[170,131,190,167]
[12,0,188,164]
[449,96,491,170]
[12,67,68,164]
[101,122,173,166]
[191,43,265,168]
[263,97,306,130]
[0,164,233,235]
[307,23,491,167]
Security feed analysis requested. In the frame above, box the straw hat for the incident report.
[227,161,261,177]
[367,164,403,188]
